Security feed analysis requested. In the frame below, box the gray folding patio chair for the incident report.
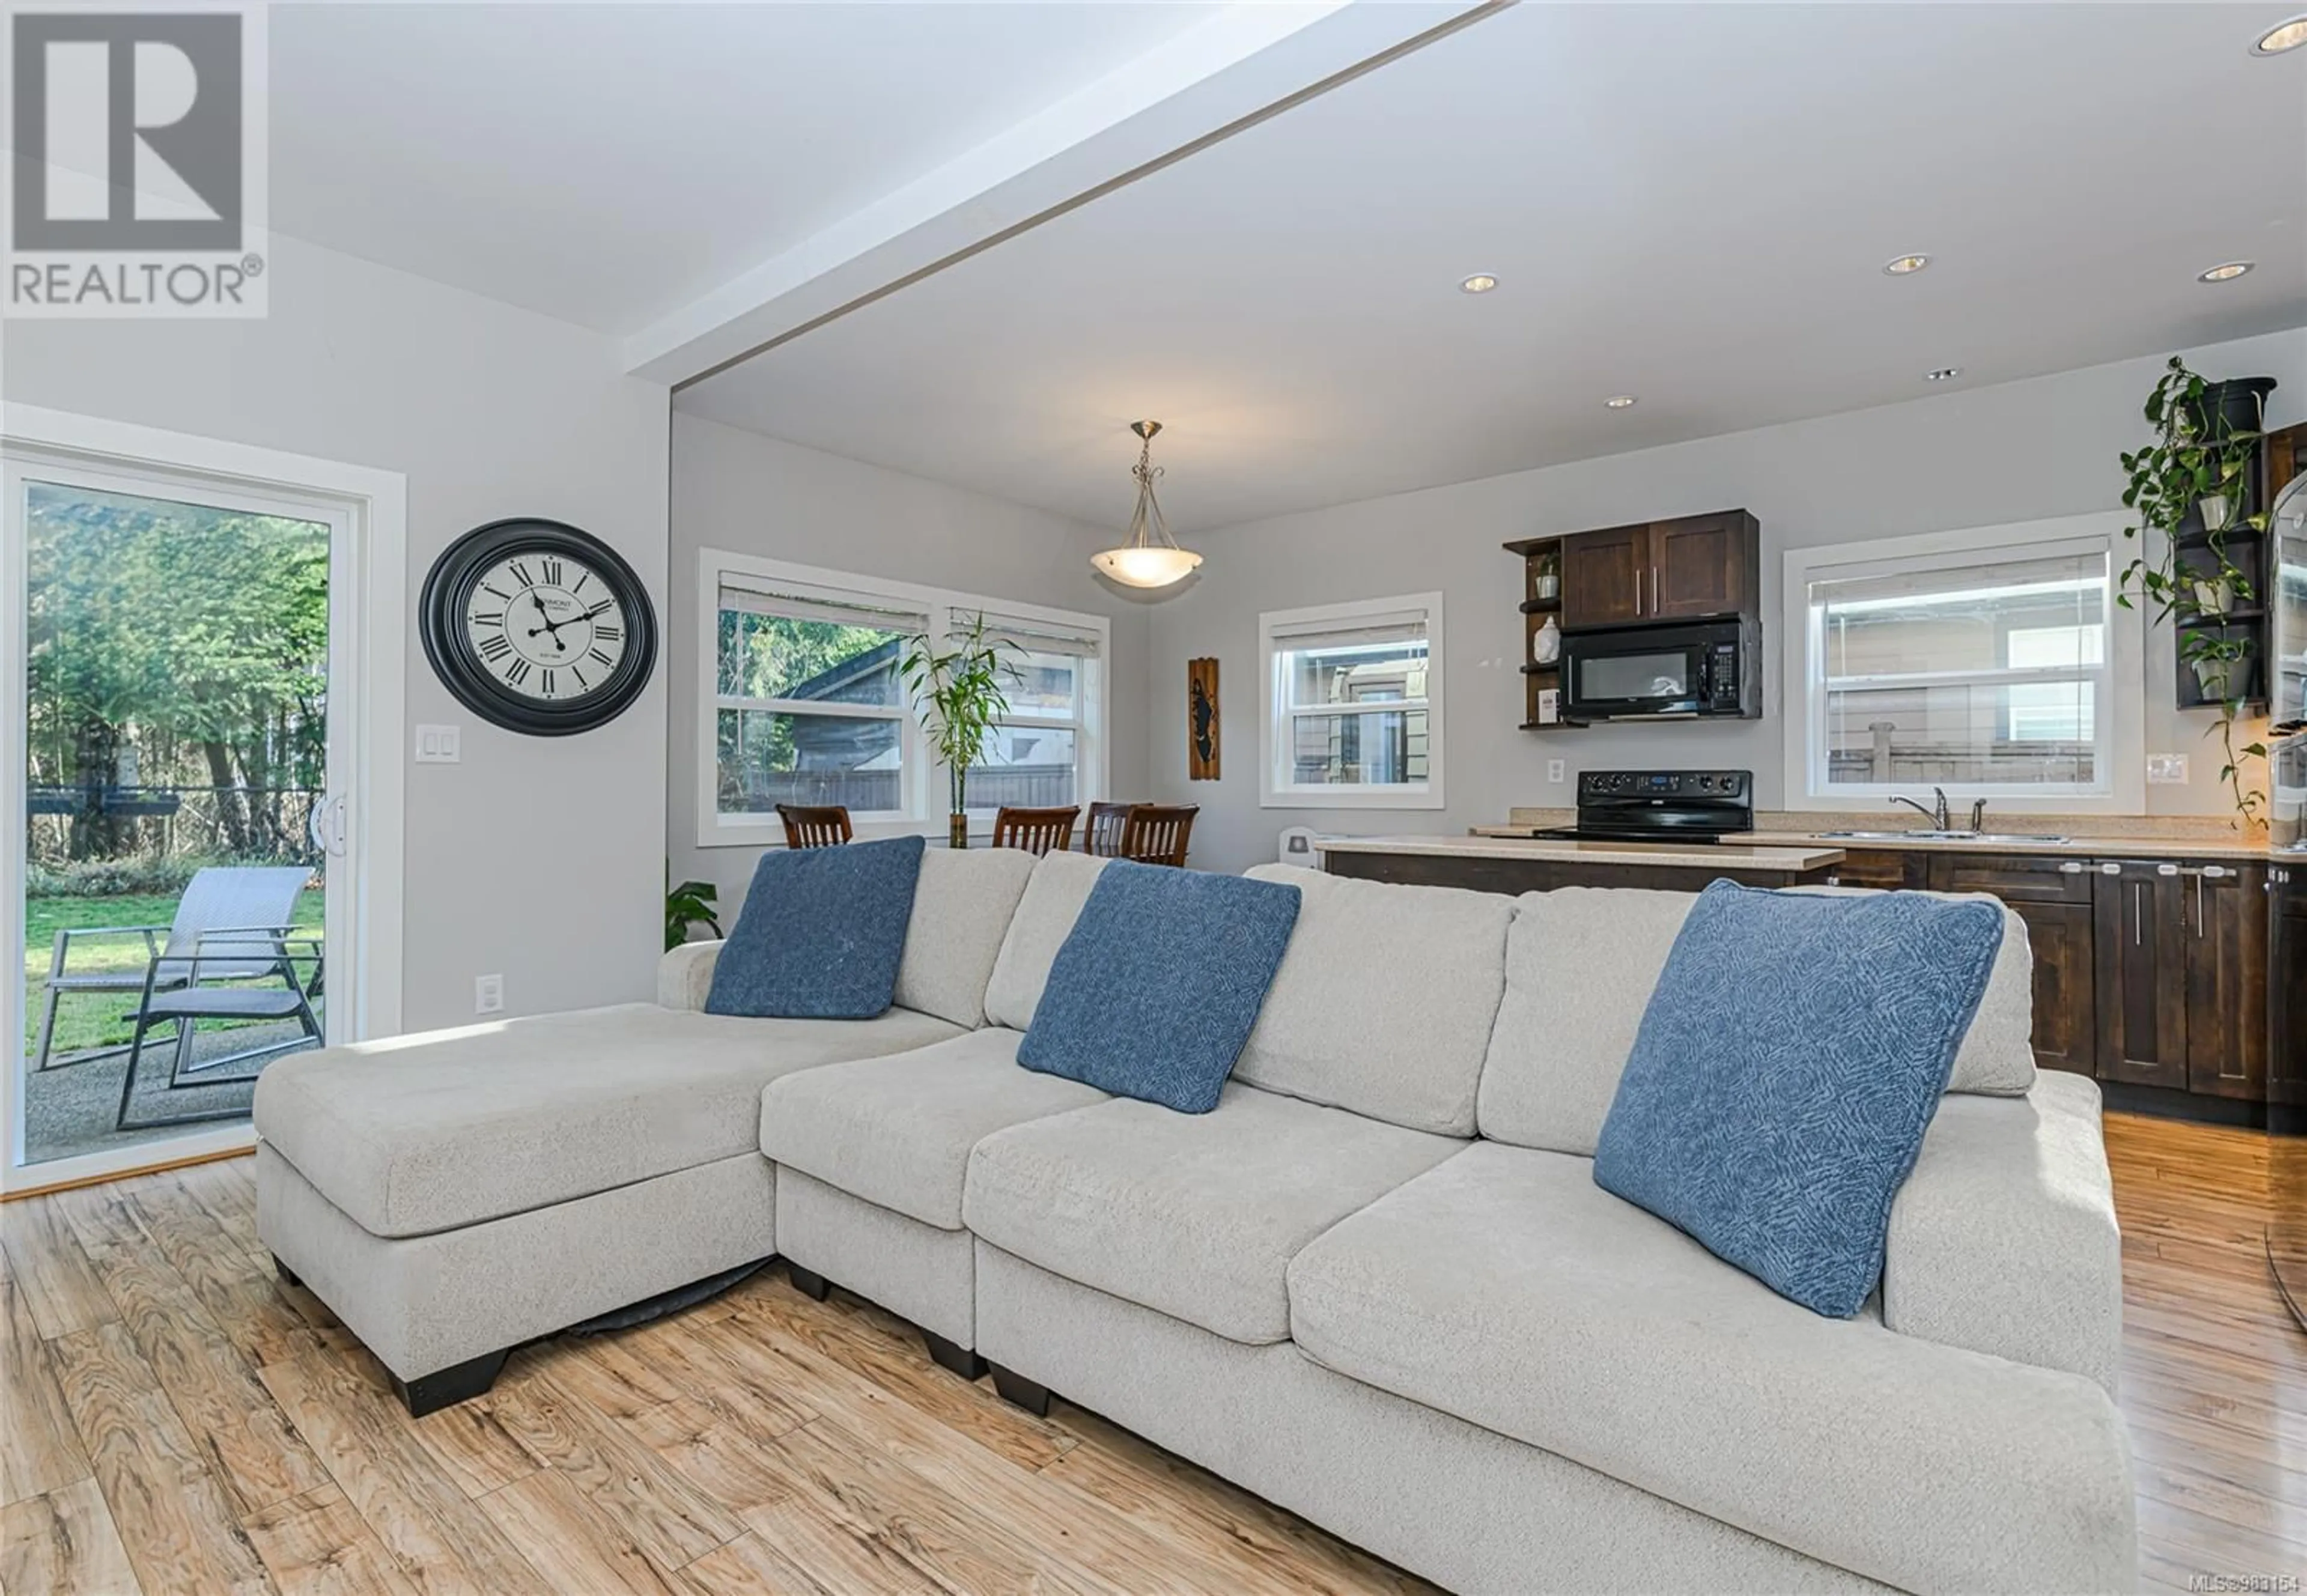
[32,865,316,1075]
[115,918,323,1132]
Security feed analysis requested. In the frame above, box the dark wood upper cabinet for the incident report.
[1558,523,1647,628]
[2186,863,2268,1101]
[1650,511,1757,621]
[2094,861,2191,1091]
[1924,854,2097,1075]
[1558,510,1760,631]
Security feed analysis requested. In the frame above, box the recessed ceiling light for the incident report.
[1604,395,1638,409]
[2199,260,2255,283]
[1882,253,1930,276]
[1459,273,1498,294]
[2252,14,2307,54]
[1925,367,1962,382]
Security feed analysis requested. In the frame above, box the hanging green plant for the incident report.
[2117,356,2272,824]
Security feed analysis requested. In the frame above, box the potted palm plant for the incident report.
[903,613,1018,848]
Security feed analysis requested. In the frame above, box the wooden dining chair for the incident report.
[1084,801,1134,857]
[1119,803,1199,867]
[990,805,1080,856]
[774,803,853,849]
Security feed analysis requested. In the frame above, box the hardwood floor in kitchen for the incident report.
[1,1115,2299,1595]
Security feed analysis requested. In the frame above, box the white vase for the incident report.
[2198,494,2234,533]
[2193,578,2234,616]
[1531,615,1561,666]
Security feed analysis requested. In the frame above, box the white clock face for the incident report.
[461,551,629,702]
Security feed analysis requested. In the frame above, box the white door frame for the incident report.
[0,403,405,1194]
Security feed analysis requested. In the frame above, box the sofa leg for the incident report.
[989,1363,1050,1417]
[390,1349,509,1418]
[925,1332,986,1382]
[788,1264,831,1302]
[272,1255,301,1290]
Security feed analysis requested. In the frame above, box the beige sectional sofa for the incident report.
[254,849,2135,1594]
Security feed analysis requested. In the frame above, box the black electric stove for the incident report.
[1533,768,1755,845]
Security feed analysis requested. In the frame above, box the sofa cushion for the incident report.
[1593,882,2002,1317]
[1479,884,2037,1156]
[761,1028,1107,1229]
[982,852,1111,1030]
[892,846,1036,1029]
[707,836,925,1018]
[1018,863,1301,1114]
[963,1083,1462,1344]
[254,1003,962,1238]
[1286,1141,2136,1596]
[1238,866,1510,1136]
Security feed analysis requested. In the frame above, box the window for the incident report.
[958,608,1102,815]
[701,554,1107,845]
[1783,515,2142,811]
[1259,593,1444,809]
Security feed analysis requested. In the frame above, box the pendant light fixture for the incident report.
[1091,420,1203,589]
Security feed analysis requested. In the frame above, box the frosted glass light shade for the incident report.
[1092,545,1203,588]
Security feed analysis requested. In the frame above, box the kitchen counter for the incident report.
[1479,816,2279,862]
[1315,834,1844,894]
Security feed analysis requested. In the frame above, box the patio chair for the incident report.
[115,925,323,1132]
[32,865,314,1074]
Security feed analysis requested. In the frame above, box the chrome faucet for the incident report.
[1968,797,1987,832]
[1889,787,1952,829]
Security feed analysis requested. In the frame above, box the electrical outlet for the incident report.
[415,724,461,763]
[2147,754,2189,785]
[1547,758,1566,784]
[474,973,504,1014]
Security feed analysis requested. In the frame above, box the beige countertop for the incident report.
[1316,834,1845,873]
[1485,810,2282,863]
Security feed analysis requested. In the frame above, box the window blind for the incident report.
[959,607,1101,658]
[720,577,929,636]
[1267,609,1429,653]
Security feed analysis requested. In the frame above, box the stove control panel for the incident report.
[1577,769,1751,801]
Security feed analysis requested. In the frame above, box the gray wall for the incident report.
[668,412,1152,912]
[2,235,670,1031]
[1147,328,2307,874]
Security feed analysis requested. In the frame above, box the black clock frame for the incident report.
[419,518,657,736]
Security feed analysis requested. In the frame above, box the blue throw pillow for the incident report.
[705,836,925,1019]
[1592,881,2002,1318]
[1018,863,1301,1114]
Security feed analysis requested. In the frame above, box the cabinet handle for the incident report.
[1651,565,1660,614]
[2099,862,2122,875]
[2058,861,2084,874]
[2156,862,2180,876]
[2201,864,2228,879]
[2133,882,2142,945]
[2195,873,2205,938]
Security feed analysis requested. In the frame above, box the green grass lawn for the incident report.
[24,892,326,1058]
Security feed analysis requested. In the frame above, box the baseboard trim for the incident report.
[2099,1081,2270,1130]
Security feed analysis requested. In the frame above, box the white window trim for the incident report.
[0,402,407,1194]
[1780,512,2145,816]
[697,550,1109,848]
[1259,592,1445,811]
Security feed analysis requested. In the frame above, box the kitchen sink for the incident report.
[1813,829,2071,844]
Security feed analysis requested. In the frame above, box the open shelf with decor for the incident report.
[1503,532,1581,730]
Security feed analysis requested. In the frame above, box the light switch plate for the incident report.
[416,724,461,763]
[2146,753,2189,785]
[474,973,504,1014]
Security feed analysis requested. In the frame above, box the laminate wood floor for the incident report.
[0,1114,2298,1595]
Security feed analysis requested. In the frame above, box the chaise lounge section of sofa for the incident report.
[255,851,2134,1593]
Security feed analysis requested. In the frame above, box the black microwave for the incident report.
[1560,619,1758,720]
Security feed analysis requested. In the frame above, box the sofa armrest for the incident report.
[1883,1071,2121,1395]
[658,940,723,1012]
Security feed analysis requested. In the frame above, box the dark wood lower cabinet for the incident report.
[2184,863,2267,1100]
[1922,854,2099,1076]
[2092,861,2192,1091]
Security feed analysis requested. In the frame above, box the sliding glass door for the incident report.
[4,455,357,1185]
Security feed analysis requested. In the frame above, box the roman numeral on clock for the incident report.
[595,624,621,642]
[587,646,613,667]
[541,669,558,697]
[510,560,535,588]
[543,558,564,587]
[471,611,505,628]
[478,634,512,663]
[505,659,531,687]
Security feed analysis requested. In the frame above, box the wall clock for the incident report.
[419,518,657,736]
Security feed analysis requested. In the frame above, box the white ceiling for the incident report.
[267,2,1228,333]
[676,1,2307,532]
